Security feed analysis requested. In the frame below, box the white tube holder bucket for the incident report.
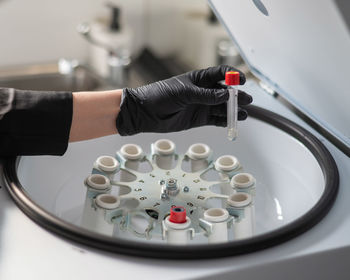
[83,194,120,236]
[227,193,254,240]
[186,143,212,172]
[214,155,241,196]
[152,139,176,170]
[95,155,120,173]
[203,208,230,244]
[162,216,194,245]
[118,144,143,182]
[231,172,256,198]
[85,174,111,191]
[230,173,256,233]
[214,155,241,180]
[81,174,113,233]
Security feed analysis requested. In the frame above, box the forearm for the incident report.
[0,88,72,156]
[69,89,122,142]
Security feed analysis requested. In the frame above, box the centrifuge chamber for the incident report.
[3,103,338,258]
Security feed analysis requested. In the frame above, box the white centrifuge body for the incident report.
[1,0,350,279]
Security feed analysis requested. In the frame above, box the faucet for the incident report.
[77,22,131,87]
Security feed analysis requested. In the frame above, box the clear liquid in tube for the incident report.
[227,87,238,141]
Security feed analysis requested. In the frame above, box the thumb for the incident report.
[188,88,229,105]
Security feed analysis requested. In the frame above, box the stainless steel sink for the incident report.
[0,55,187,92]
[0,61,105,92]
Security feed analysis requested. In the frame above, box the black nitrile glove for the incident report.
[116,65,252,136]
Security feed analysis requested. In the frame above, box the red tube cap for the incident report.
[225,71,240,86]
[169,206,187,223]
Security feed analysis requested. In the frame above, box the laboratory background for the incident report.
[0,0,241,84]
[0,0,350,279]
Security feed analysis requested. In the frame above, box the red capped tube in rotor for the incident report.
[225,71,240,86]
[169,206,187,223]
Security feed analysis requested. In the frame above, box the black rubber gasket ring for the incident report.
[3,105,339,259]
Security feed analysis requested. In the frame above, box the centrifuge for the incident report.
[1,0,349,279]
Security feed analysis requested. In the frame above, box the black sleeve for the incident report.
[0,88,73,156]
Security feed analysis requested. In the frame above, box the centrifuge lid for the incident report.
[210,0,350,152]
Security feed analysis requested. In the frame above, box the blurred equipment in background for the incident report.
[217,39,242,67]
[133,48,187,84]
[78,2,133,87]
[179,9,242,69]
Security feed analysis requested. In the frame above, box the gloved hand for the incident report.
[116,65,252,136]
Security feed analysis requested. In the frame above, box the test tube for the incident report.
[225,71,240,141]
[163,206,193,245]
